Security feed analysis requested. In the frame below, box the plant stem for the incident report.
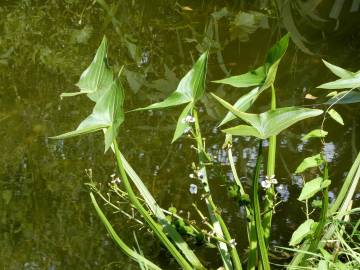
[262,83,277,245]
[112,139,193,270]
[193,109,242,270]
[252,141,271,270]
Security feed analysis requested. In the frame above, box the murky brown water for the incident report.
[1,1,359,269]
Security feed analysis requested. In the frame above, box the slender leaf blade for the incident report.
[322,60,354,79]
[90,193,162,270]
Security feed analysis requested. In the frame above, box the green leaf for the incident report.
[219,87,261,126]
[223,125,262,138]
[52,78,125,152]
[298,177,331,201]
[119,154,205,269]
[61,36,114,102]
[213,34,289,92]
[295,154,324,174]
[321,60,355,79]
[213,65,266,88]
[301,129,328,141]
[289,219,315,246]
[317,76,360,89]
[211,93,323,139]
[90,193,162,270]
[325,90,360,104]
[172,102,194,143]
[327,109,344,125]
[135,52,208,111]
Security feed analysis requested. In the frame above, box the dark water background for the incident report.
[0,1,359,269]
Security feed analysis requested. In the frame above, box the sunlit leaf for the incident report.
[304,93,318,100]
[219,87,261,126]
[213,65,266,88]
[213,34,289,92]
[327,109,344,125]
[301,129,328,141]
[295,154,324,174]
[61,36,113,102]
[135,52,208,111]
[52,78,125,152]
[317,76,360,89]
[289,219,315,246]
[298,177,331,201]
[223,125,262,138]
[172,102,194,143]
[321,60,355,79]
[211,93,323,139]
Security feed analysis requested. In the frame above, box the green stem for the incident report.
[262,83,277,245]
[193,109,242,270]
[307,158,329,255]
[252,141,271,270]
[112,140,193,270]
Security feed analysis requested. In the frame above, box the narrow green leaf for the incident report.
[317,76,360,89]
[52,78,125,153]
[322,60,354,79]
[289,219,315,246]
[213,34,289,91]
[172,102,194,143]
[213,65,266,88]
[119,153,205,269]
[298,177,331,201]
[301,129,328,141]
[90,193,162,270]
[295,154,324,174]
[135,52,208,111]
[61,36,114,102]
[327,109,344,125]
[219,87,261,126]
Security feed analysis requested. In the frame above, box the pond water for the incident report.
[0,1,359,269]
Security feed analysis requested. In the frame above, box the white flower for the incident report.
[189,184,198,194]
[197,170,205,180]
[265,175,278,184]
[182,115,195,124]
[261,175,278,189]
[229,239,237,248]
[261,180,271,189]
[111,177,121,185]
[183,127,192,134]
[189,173,195,179]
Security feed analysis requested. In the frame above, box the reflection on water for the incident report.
[0,0,359,269]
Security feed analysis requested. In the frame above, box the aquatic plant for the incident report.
[50,35,359,270]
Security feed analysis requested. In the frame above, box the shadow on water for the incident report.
[0,0,359,269]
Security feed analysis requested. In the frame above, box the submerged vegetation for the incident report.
[51,29,360,269]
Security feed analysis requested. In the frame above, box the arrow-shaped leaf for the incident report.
[213,34,289,93]
[52,78,125,152]
[211,93,323,139]
[219,87,261,126]
[135,51,208,111]
[61,36,114,102]
[318,60,360,90]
